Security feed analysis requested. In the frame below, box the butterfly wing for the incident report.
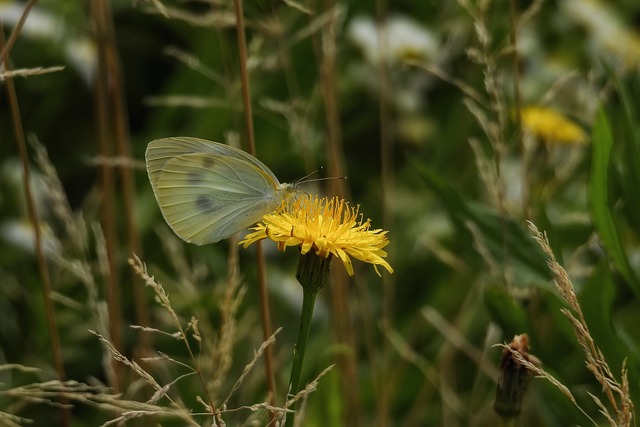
[150,153,283,244]
[146,137,279,186]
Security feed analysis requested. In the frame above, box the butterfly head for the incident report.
[281,182,301,201]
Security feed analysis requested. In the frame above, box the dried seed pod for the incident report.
[494,334,537,418]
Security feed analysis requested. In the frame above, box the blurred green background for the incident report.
[1,0,640,425]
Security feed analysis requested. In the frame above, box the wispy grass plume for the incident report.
[528,221,634,426]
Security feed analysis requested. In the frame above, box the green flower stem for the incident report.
[286,251,331,427]
[500,419,515,427]
[288,286,318,399]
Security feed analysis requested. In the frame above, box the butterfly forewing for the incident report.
[152,153,283,244]
[146,137,279,185]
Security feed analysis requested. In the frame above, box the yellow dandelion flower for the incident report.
[520,106,588,144]
[240,195,393,276]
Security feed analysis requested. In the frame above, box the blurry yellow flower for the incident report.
[520,106,587,144]
[240,195,393,276]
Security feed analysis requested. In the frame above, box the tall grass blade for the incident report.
[588,108,640,298]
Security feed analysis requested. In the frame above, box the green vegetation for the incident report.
[1,0,639,425]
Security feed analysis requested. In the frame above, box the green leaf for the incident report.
[588,107,640,297]
[580,260,640,405]
[618,99,640,238]
[483,285,529,337]
[601,63,640,234]
[580,260,638,377]
[414,163,553,287]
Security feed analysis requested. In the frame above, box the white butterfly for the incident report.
[146,137,298,244]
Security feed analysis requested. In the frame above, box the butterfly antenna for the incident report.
[296,167,322,184]
[296,167,347,185]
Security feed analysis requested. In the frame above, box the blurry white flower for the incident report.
[1,220,61,256]
[266,270,329,321]
[0,2,64,40]
[346,15,439,121]
[64,37,97,86]
[1,159,50,219]
[0,2,97,84]
[348,17,377,62]
[501,156,525,209]
[563,0,640,70]
[348,15,438,65]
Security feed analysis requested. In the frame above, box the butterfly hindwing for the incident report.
[152,153,282,244]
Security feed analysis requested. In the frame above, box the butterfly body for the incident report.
[146,137,297,244]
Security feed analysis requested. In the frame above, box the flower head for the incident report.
[519,106,587,144]
[348,15,438,66]
[240,195,393,276]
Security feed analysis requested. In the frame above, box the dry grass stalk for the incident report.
[85,155,145,170]
[408,60,485,104]
[60,254,288,426]
[468,137,503,208]
[30,138,89,253]
[0,66,65,79]
[25,141,118,387]
[422,306,499,381]
[0,366,196,427]
[281,365,334,427]
[91,331,165,395]
[382,321,465,416]
[222,327,282,407]
[3,27,70,421]
[137,0,236,28]
[466,220,504,283]
[128,254,224,424]
[205,232,246,402]
[528,221,634,426]
[163,46,227,85]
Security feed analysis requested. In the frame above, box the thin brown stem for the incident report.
[94,0,150,358]
[508,0,527,218]
[1,24,71,427]
[319,5,347,198]
[233,0,256,156]
[313,2,360,426]
[91,0,123,391]
[232,0,277,415]
[375,2,396,425]
[0,0,36,65]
